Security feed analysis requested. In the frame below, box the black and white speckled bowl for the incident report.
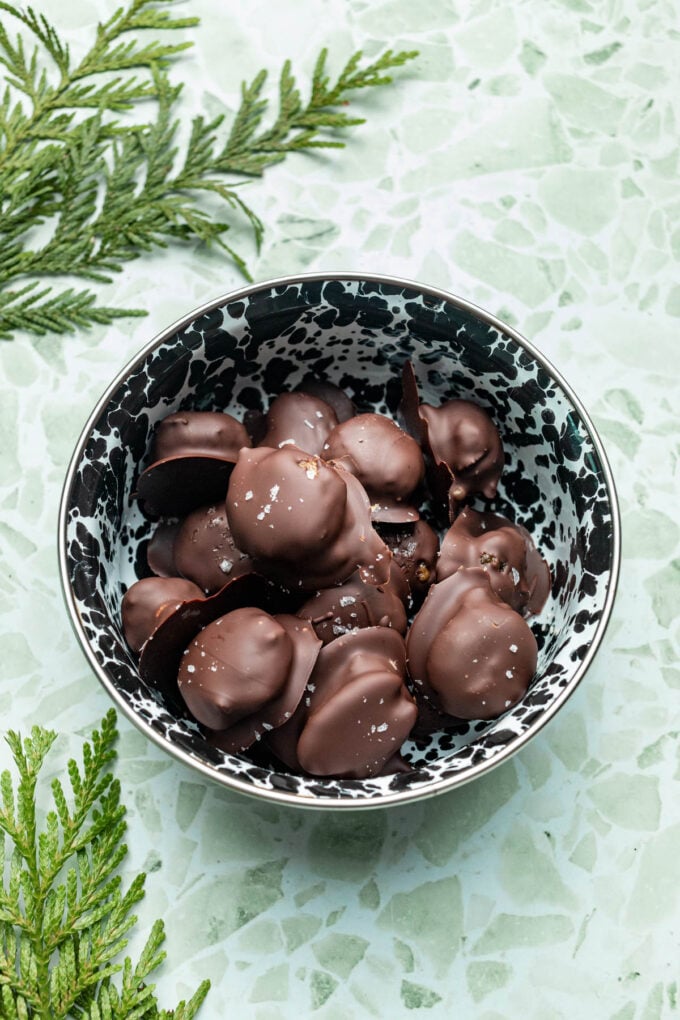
[59,273,620,808]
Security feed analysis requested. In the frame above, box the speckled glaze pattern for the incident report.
[62,276,617,803]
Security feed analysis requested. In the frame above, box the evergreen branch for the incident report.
[0,710,210,1019]
[0,0,418,339]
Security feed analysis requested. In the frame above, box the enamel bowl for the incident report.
[59,273,620,808]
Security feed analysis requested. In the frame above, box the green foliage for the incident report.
[0,0,418,340]
[0,709,210,1018]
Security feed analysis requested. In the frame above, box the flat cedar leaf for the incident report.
[0,0,418,340]
[0,710,210,1018]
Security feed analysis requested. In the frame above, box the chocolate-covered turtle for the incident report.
[322,413,424,522]
[226,445,391,590]
[437,507,550,616]
[267,627,417,778]
[297,566,408,645]
[375,518,439,603]
[174,503,254,594]
[407,568,538,720]
[121,575,204,653]
[137,411,250,516]
[257,391,339,456]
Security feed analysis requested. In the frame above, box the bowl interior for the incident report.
[63,276,617,805]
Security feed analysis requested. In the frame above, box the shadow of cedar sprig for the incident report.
[0,0,418,340]
[0,709,210,1019]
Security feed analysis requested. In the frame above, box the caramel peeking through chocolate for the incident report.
[437,506,551,616]
[407,568,538,721]
[376,518,439,603]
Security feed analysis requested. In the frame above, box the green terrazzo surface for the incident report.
[1,1,678,1016]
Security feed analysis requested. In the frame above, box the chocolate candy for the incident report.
[174,504,254,594]
[146,521,180,577]
[400,362,503,516]
[226,445,391,590]
[177,608,320,753]
[322,413,424,522]
[297,567,407,645]
[137,411,250,516]
[437,506,551,616]
[407,568,538,720]
[296,377,356,423]
[267,628,417,778]
[376,518,439,603]
[258,392,339,455]
[122,576,204,653]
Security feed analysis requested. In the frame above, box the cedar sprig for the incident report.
[0,709,210,1019]
[0,0,417,339]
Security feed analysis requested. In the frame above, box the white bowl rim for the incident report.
[58,270,622,810]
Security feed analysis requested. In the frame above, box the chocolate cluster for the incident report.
[121,365,551,780]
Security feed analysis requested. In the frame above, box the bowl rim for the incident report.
[58,270,622,809]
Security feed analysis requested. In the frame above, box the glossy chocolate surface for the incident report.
[174,504,254,594]
[122,575,204,653]
[437,506,551,615]
[322,413,423,522]
[297,569,407,645]
[226,445,391,590]
[407,568,538,720]
[258,391,339,455]
[268,628,417,778]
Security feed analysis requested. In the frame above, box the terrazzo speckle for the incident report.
[1,0,678,1016]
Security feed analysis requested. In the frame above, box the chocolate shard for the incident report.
[437,506,551,616]
[146,521,181,578]
[398,361,504,515]
[136,411,251,516]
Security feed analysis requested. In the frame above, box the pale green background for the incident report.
[1,0,679,1017]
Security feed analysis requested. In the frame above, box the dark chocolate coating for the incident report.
[206,614,321,754]
[174,504,254,594]
[147,521,180,577]
[296,377,356,423]
[376,519,439,602]
[437,507,551,616]
[137,411,251,516]
[177,607,292,730]
[322,413,423,522]
[269,628,416,778]
[407,568,537,720]
[400,361,503,512]
[258,392,339,456]
[122,576,204,653]
[153,411,250,462]
[226,446,391,590]
[297,569,407,645]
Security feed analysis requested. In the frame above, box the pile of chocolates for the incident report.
[122,365,550,780]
